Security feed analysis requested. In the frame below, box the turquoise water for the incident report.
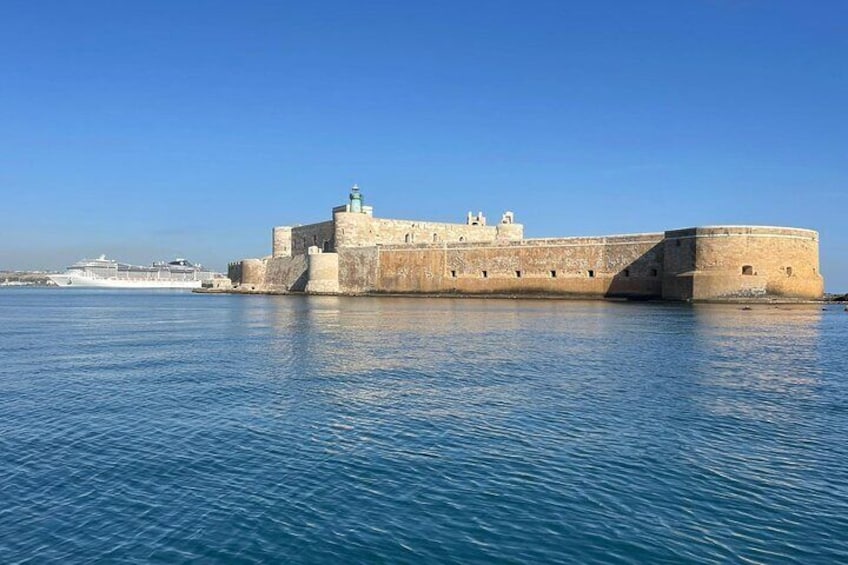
[1,289,847,564]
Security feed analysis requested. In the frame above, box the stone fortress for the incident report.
[222,186,824,301]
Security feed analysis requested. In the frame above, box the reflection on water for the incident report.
[678,305,834,518]
[1,290,847,564]
[691,305,823,417]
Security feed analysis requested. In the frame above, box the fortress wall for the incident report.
[338,246,379,293]
[661,230,698,300]
[334,212,374,248]
[264,253,309,291]
[370,234,665,297]
[496,223,524,241]
[376,247,447,294]
[370,218,498,246]
[272,226,292,258]
[291,221,335,255]
[333,211,499,248]
[228,258,266,289]
[228,255,308,291]
[230,225,822,301]
[305,251,340,294]
[231,191,825,302]
[227,261,241,284]
[662,226,823,300]
[227,261,241,283]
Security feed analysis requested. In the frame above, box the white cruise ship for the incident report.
[49,255,223,289]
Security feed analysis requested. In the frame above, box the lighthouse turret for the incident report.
[349,184,363,213]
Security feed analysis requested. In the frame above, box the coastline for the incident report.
[193,286,841,305]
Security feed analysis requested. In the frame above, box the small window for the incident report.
[588,270,595,278]
[786,266,793,277]
[676,239,681,247]
[515,270,522,278]
[742,265,753,276]
[322,240,330,252]
[433,233,439,242]
[623,269,630,277]
[405,234,411,243]
[550,270,557,278]
[450,270,457,278]
[312,235,318,245]
[459,236,465,242]
[482,270,488,278]
[650,268,658,277]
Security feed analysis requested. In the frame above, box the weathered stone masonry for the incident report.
[226,187,824,301]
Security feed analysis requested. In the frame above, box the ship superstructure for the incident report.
[49,255,222,289]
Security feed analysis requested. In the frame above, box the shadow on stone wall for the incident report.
[605,243,664,300]
[289,269,308,292]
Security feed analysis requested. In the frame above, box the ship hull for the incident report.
[48,273,203,289]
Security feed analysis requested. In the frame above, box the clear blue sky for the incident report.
[1,1,846,289]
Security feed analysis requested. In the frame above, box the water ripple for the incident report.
[0,291,846,563]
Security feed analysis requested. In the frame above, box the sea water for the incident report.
[1,289,847,563]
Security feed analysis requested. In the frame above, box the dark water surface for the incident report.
[1,289,847,564]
